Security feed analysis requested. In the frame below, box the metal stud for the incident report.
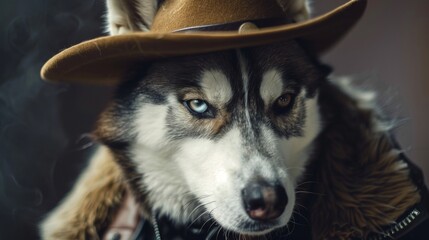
[238,22,259,33]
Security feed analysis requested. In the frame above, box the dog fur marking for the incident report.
[134,102,169,149]
[279,92,321,182]
[200,70,232,106]
[237,51,253,132]
[260,68,284,107]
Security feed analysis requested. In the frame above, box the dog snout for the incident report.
[241,181,288,221]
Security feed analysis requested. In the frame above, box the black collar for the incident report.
[131,216,225,240]
[366,135,429,239]
[368,201,429,240]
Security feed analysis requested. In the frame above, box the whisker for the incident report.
[287,215,296,235]
[216,225,223,240]
[206,211,220,235]
[295,190,324,196]
[293,202,308,210]
[188,200,214,219]
[183,194,211,214]
[291,209,309,224]
[188,211,209,229]
[187,201,216,228]
[295,180,317,187]
[199,207,218,232]
[224,228,229,240]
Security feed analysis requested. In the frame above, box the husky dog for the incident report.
[40,0,425,239]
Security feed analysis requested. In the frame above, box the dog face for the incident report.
[96,40,327,235]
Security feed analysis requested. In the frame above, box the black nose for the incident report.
[241,181,288,221]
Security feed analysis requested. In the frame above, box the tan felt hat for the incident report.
[41,0,367,85]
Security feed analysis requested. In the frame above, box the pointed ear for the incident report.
[276,0,310,22]
[105,0,160,35]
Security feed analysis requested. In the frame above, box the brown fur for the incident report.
[92,103,123,143]
[40,147,126,240]
[307,80,420,239]
[186,108,231,135]
[209,108,231,134]
[93,103,153,219]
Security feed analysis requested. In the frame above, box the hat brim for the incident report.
[41,0,366,85]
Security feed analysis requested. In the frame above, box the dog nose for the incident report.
[241,181,288,221]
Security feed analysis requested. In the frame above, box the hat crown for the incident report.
[151,0,288,32]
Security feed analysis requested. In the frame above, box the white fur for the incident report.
[279,91,321,183]
[106,0,158,35]
[133,102,170,150]
[106,0,135,35]
[133,144,194,223]
[171,126,295,234]
[200,70,232,105]
[237,52,253,130]
[135,0,158,30]
[131,96,197,223]
[260,69,284,106]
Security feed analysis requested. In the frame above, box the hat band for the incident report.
[173,17,293,33]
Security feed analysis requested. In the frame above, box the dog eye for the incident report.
[277,94,292,107]
[184,99,213,117]
[273,93,295,114]
[187,99,208,113]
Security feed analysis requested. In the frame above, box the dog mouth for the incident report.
[204,211,283,236]
[199,218,282,238]
[193,207,284,237]
[235,220,281,234]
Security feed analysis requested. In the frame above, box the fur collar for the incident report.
[301,79,422,239]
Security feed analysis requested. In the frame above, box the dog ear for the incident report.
[105,0,160,35]
[276,0,311,22]
[105,0,310,35]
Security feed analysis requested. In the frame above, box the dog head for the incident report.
[96,0,328,235]
[95,39,329,235]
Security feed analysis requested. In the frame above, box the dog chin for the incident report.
[224,220,284,236]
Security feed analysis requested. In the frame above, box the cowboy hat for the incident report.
[41,0,367,85]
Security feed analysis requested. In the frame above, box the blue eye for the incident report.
[185,99,208,114]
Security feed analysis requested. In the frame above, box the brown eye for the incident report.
[276,94,293,107]
[273,94,295,114]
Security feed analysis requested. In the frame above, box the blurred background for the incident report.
[0,0,428,239]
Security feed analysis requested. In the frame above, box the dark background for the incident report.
[0,1,428,239]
